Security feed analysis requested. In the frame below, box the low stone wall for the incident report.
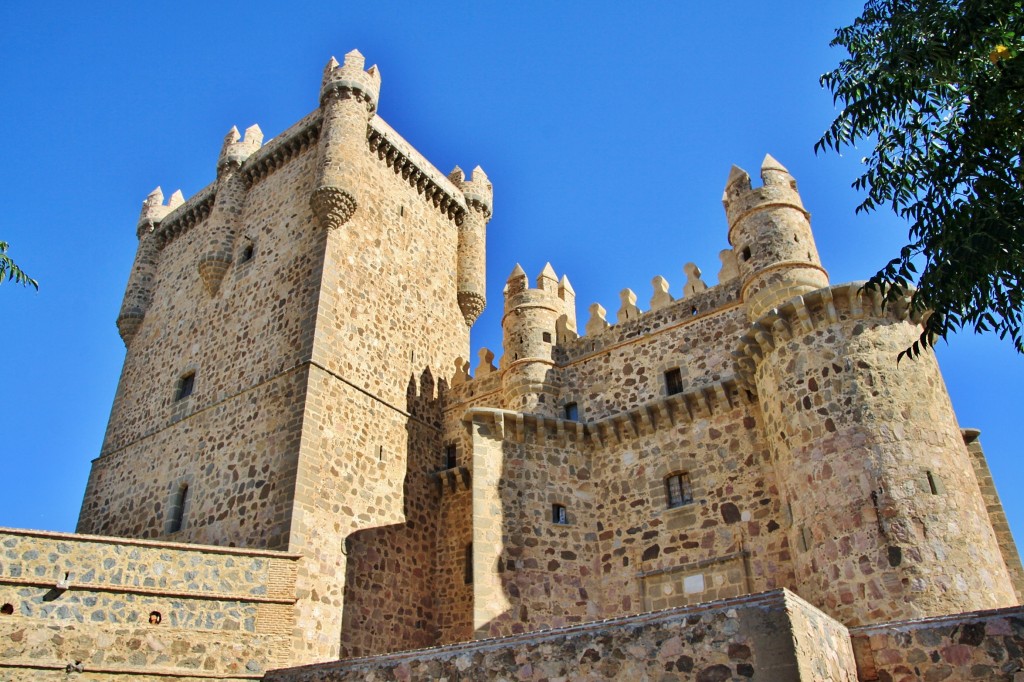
[850,604,1024,681]
[0,528,299,679]
[265,589,853,681]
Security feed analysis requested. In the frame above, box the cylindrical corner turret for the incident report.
[199,125,262,296]
[310,50,381,231]
[723,155,829,321]
[450,165,492,326]
[500,263,575,415]
[741,283,1017,626]
[117,188,169,345]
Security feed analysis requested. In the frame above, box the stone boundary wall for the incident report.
[0,528,299,679]
[264,589,854,681]
[850,604,1024,681]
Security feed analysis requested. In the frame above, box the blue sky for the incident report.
[2,2,1021,550]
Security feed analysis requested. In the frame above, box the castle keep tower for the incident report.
[731,158,1017,625]
[81,50,490,663]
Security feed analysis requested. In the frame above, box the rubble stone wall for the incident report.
[850,604,1024,681]
[263,589,851,682]
[0,528,298,679]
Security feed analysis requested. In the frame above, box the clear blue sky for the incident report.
[2,2,1021,551]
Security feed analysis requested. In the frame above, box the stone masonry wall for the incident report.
[0,528,298,679]
[263,589,854,682]
[591,394,794,620]
[850,604,1024,681]
[285,114,472,662]
[80,135,324,548]
[557,283,746,422]
[752,286,1017,625]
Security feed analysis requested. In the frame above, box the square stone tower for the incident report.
[78,50,491,662]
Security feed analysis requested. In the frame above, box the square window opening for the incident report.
[666,473,693,509]
[664,368,683,396]
[176,372,195,401]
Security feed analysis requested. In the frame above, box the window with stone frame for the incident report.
[444,443,457,470]
[563,402,579,421]
[665,472,693,509]
[552,503,568,524]
[175,372,195,401]
[664,368,683,396]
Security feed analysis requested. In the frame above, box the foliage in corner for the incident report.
[817,0,1024,360]
[0,241,38,290]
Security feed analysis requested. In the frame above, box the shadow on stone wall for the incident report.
[338,368,446,657]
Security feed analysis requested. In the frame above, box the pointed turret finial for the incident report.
[168,190,185,209]
[761,154,788,173]
[471,166,489,182]
[558,274,575,298]
[537,262,558,291]
[343,49,366,69]
[726,165,751,190]
[448,166,466,185]
[760,153,797,189]
[505,263,528,298]
[244,124,264,146]
[144,186,164,208]
[224,126,241,144]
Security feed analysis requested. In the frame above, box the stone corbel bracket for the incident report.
[733,281,927,393]
[461,376,750,449]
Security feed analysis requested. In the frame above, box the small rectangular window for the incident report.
[444,444,457,470]
[464,543,473,585]
[664,368,683,396]
[176,372,195,401]
[168,484,189,533]
[665,473,693,509]
[542,332,552,343]
[563,402,578,421]
[552,504,567,524]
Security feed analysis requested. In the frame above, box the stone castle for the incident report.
[3,50,1024,681]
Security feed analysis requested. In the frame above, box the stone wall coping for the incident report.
[0,574,296,605]
[0,527,302,561]
[849,602,1024,636]
[268,589,798,677]
[461,376,750,448]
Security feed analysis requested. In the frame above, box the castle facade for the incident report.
[2,50,1023,681]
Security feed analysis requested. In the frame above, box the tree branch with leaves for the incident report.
[0,241,38,290]
[818,0,1024,359]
